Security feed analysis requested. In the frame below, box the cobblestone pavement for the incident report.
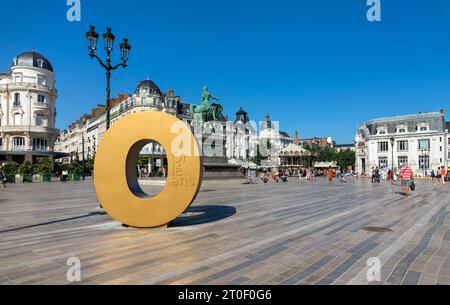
[0,178,449,285]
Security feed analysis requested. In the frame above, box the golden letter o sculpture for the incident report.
[94,112,202,228]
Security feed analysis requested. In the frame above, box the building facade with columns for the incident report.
[355,111,448,177]
[0,51,61,164]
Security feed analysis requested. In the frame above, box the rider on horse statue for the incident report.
[189,87,224,122]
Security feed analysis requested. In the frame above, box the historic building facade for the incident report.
[226,107,257,160]
[355,111,448,176]
[56,81,302,172]
[447,122,450,169]
[258,113,293,167]
[55,80,184,174]
[0,51,61,164]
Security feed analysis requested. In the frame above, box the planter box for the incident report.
[5,174,15,183]
[21,174,33,183]
[41,174,52,182]
[70,173,81,181]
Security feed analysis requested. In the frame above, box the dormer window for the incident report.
[377,127,387,135]
[36,59,44,68]
[396,125,407,133]
[417,123,429,132]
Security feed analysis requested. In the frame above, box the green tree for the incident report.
[18,161,34,175]
[303,144,356,169]
[316,147,337,162]
[36,158,53,175]
[69,162,82,174]
[335,149,356,169]
[54,162,69,174]
[2,162,18,176]
[84,153,96,174]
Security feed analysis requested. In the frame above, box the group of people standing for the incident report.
[323,167,357,184]
[259,169,289,184]
[258,167,357,185]
[298,168,316,181]
[430,166,448,185]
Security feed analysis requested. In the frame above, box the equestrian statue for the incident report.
[189,87,224,122]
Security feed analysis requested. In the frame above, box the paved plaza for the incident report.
[0,178,449,285]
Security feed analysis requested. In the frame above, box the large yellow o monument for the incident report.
[94,112,202,228]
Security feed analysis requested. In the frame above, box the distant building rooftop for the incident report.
[365,111,444,124]
[361,111,446,135]
[334,144,354,148]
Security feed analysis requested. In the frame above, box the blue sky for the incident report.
[1,0,450,143]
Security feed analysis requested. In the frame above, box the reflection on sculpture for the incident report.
[189,86,224,122]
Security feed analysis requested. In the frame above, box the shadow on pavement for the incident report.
[170,205,236,228]
[0,211,107,234]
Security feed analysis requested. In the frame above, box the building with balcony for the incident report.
[0,51,63,164]
[55,80,185,174]
[355,110,448,176]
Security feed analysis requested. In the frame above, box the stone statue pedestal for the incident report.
[199,132,242,180]
[202,156,242,180]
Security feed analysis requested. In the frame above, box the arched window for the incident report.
[36,114,46,126]
[14,113,22,125]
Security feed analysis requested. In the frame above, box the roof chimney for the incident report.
[294,131,300,145]
[441,108,445,115]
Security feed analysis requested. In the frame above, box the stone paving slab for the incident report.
[0,178,449,285]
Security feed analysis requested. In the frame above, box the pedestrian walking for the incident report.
[0,170,7,188]
[327,166,334,184]
[440,166,447,185]
[62,169,69,182]
[399,163,414,197]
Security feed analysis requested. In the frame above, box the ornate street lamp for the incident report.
[86,25,131,130]
[82,134,86,181]
[390,137,395,174]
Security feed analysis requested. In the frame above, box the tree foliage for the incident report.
[1,162,18,176]
[18,161,34,175]
[36,158,53,175]
[304,144,356,168]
